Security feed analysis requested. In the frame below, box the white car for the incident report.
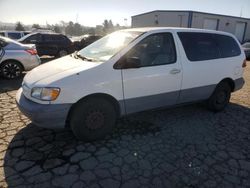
[0,31,30,40]
[16,27,246,141]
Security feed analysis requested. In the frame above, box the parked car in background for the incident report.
[18,33,74,57]
[0,36,40,79]
[16,28,246,141]
[74,34,102,50]
[0,31,31,40]
[242,42,250,60]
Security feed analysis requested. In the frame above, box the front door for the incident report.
[118,32,182,114]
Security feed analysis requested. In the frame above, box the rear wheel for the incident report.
[207,82,231,112]
[58,50,68,57]
[0,61,23,79]
[70,98,117,141]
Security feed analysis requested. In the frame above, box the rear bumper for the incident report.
[21,55,41,71]
[234,77,245,92]
[16,88,72,129]
[23,55,41,71]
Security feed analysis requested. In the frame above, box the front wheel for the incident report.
[0,61,23,79]
[70,98,117,141]
[207,82,231,112]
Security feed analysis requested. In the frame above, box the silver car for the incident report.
[0,36,41,79]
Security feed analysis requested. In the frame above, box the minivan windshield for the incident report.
[78,31,143,62]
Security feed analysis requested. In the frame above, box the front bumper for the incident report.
[16,88,72,129]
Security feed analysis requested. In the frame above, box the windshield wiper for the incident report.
[72,52,94,62]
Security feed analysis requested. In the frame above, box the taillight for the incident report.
[26,49,37,55]
[242,59,247,68]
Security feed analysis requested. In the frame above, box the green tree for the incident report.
[65,21,74,36]
[108,20,114,30]
[54,25,61,33]
[32,24,41,29]
[73,23,83,36]
[103,19,114,34]
[103,19,109,34]
[15,22,25,31]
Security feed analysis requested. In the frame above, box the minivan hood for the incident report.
[23,55,98,86]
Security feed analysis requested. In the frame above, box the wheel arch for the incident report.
[218,78,235,91]
[0,59,24,70]
[65,93,121,127]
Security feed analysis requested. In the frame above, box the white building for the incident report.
[132,10,250,42]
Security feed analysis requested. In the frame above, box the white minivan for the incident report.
[16,28,246,141]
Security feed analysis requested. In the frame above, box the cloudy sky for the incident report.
[0,0,249,26]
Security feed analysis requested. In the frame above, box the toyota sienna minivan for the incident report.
[16,27,246,141]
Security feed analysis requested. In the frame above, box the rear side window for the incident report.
[43,34,54,42]
[44,34,69,43]
[61,36,71,43]
[53,35,63,41]
[26,34,42,42]
[214,34,241,58]
[178,32,241,61]
[178,32,220,61]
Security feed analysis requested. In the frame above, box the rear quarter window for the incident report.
[178,32,241,62]
[214,34,241,58]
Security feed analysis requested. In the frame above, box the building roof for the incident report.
[132,10,250,21]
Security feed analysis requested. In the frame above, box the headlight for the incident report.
[31,87,60,101]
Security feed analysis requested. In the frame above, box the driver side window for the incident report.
[126,33,176,67]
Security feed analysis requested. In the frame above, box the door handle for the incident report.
[170,69,181,74]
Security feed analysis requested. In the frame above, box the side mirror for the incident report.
[124,57,141,69]
[113,56,141,69]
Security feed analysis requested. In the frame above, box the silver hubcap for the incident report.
[2,63,21,79]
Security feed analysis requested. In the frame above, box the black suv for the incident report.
[18,33,74,57]
[74,35,102,51]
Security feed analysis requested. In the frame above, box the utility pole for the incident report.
[76,13,79,23]
[124,18,128,27]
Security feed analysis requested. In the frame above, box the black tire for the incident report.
[58,50,68,57]
[0,61,23,79]
[207,82,231,112]
[70,98,117,141]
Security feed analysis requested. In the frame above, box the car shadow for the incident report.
[3,102,250,187]
[0,74,24,94]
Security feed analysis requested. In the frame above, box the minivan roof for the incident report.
[122,27,233,36]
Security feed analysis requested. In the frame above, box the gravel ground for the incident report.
[0,62,249,188]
